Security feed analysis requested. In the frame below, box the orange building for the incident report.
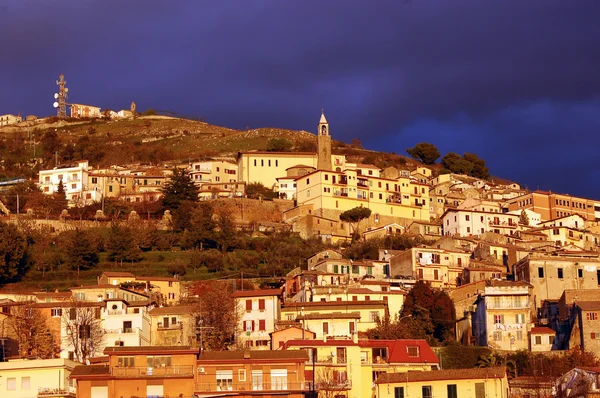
[195,350,309,397]
[70,346,199,398]
[506,191,597,221]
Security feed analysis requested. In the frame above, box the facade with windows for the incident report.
[195,350,308,397]
[375,366,508,398]
[71,346,198,398]
[0,113,22,126]
[515,251,600,306]
[0,358,79,398]
[505,190,597,222]
[472,281,533,351]
[442,209,520,237]
[284,338,439,398]
[529,326,556,351]
[38,160,101,205]
[389,247,471,289]
[232,289,282,349]
[149,305,198,347]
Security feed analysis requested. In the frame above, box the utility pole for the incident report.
[16,194,19,215]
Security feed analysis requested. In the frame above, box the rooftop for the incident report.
[198,350,308,362]
[376,366,506,384]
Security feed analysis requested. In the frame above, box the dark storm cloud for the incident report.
[1,0,600,197]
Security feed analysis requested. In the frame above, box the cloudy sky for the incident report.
[2,0,600,198]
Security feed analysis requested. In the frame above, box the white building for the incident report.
[70,104,101,119]
[275,176,297,200]
[0,358,79,398]
[442,209,520,237]
[0,114,22,126]
[507,208,541,227]
[232,289,282,350]
[101,299,151,348]
[38,160,102,205]
[538,214,586,230]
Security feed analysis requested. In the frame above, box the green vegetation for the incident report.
[339,206,372,239]
[266,137,292,152]
[407,142,440,165]
[441,152,490,179]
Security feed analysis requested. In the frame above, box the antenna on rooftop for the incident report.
[54,74,69,119]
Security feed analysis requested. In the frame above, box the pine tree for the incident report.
[519,210,530,226]
[161,168,199,211]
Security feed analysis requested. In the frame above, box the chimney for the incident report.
[352,331,358,344]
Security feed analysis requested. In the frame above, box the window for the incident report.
[422,385,432,398]
[558,268,564,279]
[394,387,405,398]
[246,300,252,311]
[535,335,542,345]
[515,313,524,323]
[578,269,583,278]
[168,292,175,300]
[252,370,263,390]
[587,312,598,321]
[258,299,265,311]
[447,384,457,398]
[117,356,135,367]
[7,377,16,390]
[21,377,30,390]
[51,308,62,317]
[323,322,329,334]
[407,346,419,357]
[538,267,544,278]
[244,320,254,332]
[238,369,246,382]
[216,370,233,391]
[349,321,355,334]
[369,311,380,322]
[271,369,288,390]
[475,382,485,398]
[493,331,502,341]
[549,336,555,345]
[259,320,266,331]
[494,314,504,324]
[516,330,523,340]
[147,356,172,368]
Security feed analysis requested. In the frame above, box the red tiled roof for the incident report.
[232,288,282,298]
[134,276,178,282]
[101,272,135,277]
[199,350,308,362]
[530,327,555,335]
[376,366,506,384]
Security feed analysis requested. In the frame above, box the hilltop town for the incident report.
[1,106,600,398]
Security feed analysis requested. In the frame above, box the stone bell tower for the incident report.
[317,110,332,171]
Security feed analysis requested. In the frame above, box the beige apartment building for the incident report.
[389,247,471,288]
[515,251,600,307]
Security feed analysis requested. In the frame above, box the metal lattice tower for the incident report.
[55,74,68,119]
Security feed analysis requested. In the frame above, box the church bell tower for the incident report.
[317,111,332,171]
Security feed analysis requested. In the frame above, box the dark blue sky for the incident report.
[2,0,600,199]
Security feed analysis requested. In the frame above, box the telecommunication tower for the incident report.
[53,74,69,119]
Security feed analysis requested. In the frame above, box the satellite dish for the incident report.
[54,93,59,99]
[53,102,59,108]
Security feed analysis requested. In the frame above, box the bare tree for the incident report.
[315,366,349,398]
[9,300,58,359]
[62,301,104,363]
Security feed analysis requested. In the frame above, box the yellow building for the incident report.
[237,151,318,189]
[295,168,430,228]
[148,305,198,347]
[98,272,181,305]
[0,358,80,398]
[375,366,509,398]
[284,338,439,398]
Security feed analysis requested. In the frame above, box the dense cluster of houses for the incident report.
[2,112,600,397]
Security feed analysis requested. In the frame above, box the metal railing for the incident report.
[112,365,194,377]
[104,327,141,334]
[487,301,530,309]
[194,381,309,392]
[38,387,76,397]
[157,322,183,330]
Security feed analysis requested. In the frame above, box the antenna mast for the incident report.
[54,74,69,119]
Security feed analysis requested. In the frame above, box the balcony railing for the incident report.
[157,321,183,330]
[38,387,76,397]
[487,301,530,310]
[195,381,309,392]
[104,327,141,334]
[315,380,353,390]
[112,365,194,377]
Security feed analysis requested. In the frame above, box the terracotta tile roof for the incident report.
[232,288,282,298]
[198,350,308,362]
[149,305,197,316]
[104,346,198,355]
[530,327,556,334]
[376,366,506,384]
[283,300,386,309]
[486,280,531,288]
[296,312,361,320]
[70,364,111,377]
[134,276,179,282]
[576,301,600,311]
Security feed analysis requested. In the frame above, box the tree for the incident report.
[215,207,236,252]
[41,130,62,159]
[246,182,276,200]
[464,152,490,179]
[407,142,440,164]
[0,221,30,286]
[62,229,99,276]
[266,138,292,152]
[62,301,104,363]
[181,202,216,247]
[105,225,141,265]
[193,281,239,350]
[339,206,372,239]
[441,152,474,175]
[161,168,199,211]
[519,210,530,226]
[9,301,58,358]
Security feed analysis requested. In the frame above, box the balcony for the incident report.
[38,387,76,397]
[112,365,194,377]
[157,321,183,330]
[195,381,309,392]
[315,379,352,391]
[487,300,530,310]
[104,327,141,334]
